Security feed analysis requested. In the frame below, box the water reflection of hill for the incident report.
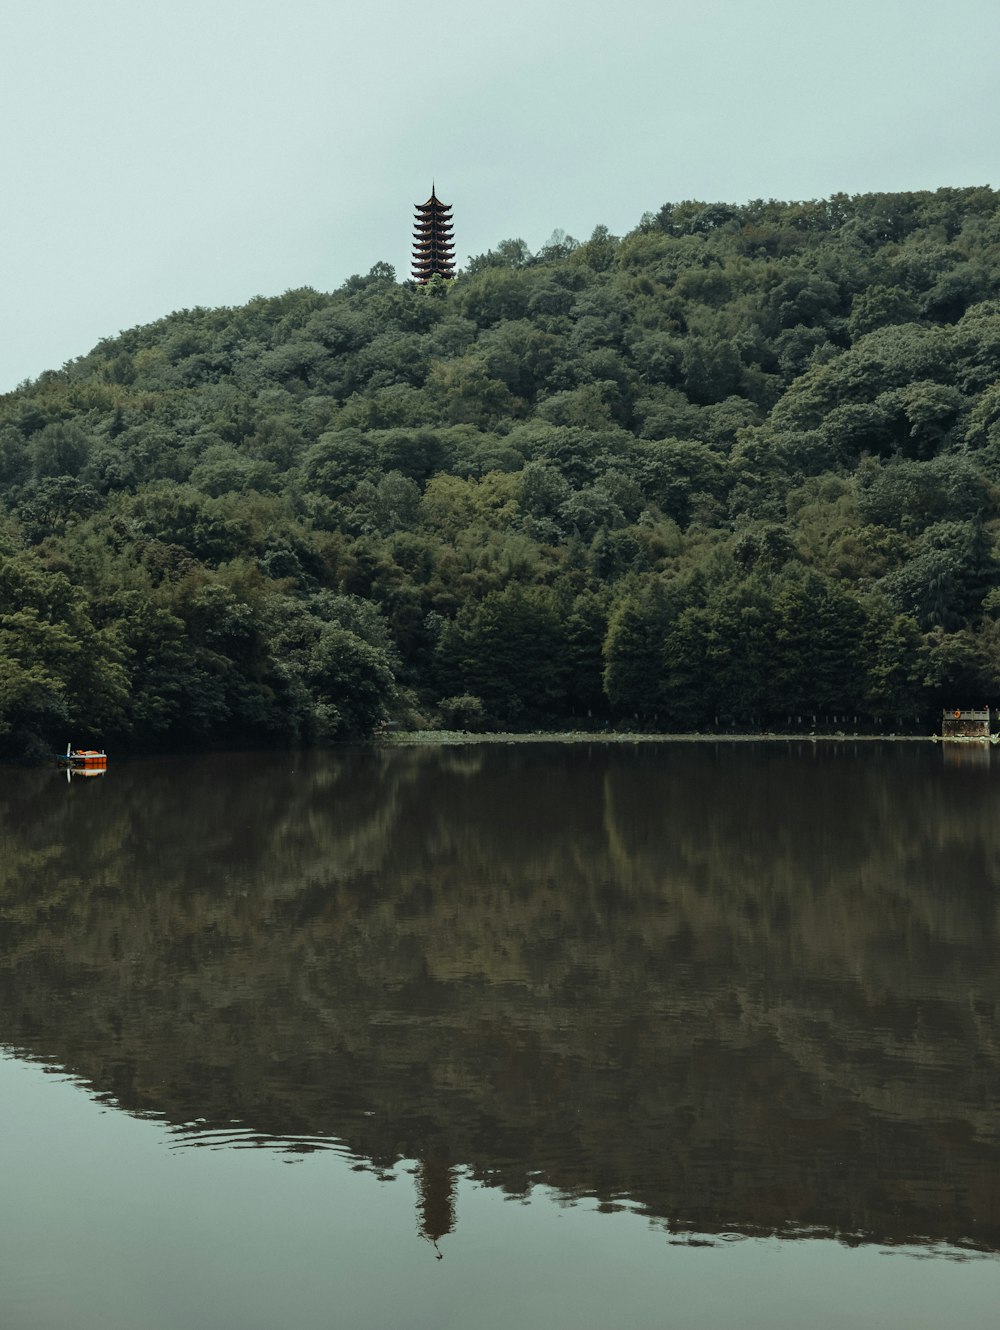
[1,743,998,1251]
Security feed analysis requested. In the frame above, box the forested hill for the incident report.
[3,187,1000,756]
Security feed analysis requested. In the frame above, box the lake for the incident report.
[1,741,998,1329]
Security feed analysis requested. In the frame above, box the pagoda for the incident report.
[412,186,455,283]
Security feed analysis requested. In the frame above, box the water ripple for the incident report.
[169,1123,354,1158]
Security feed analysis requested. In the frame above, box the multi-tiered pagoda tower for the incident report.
[412,186,455,283]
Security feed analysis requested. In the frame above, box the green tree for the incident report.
[603,580,673,719]
[437,584,568,725]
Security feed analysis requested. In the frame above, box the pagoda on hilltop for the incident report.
[412,185,455,283]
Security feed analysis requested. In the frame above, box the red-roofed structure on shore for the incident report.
[412,186,455,283]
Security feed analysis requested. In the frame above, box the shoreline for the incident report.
[377,729,952,747]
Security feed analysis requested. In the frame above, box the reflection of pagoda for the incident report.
[412,186,455,283]
[416,1158,456,1257]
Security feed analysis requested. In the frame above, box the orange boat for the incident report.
[58,746,108,775]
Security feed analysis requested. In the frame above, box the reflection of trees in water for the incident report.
[0,743,998,1250]
[599,744,1000,1134]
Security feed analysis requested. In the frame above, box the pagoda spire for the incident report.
[412,185,455,283]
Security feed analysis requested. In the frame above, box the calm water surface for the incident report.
[1,741,998,1328]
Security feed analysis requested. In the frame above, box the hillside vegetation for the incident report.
[3,188,1000,754]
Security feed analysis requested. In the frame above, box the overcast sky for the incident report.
[1,0,998,393]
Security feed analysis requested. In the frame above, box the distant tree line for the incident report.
[3,187,1000,755]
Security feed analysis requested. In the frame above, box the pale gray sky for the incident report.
[1,0,997,392]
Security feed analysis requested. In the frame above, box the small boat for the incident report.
[56,745,108,776]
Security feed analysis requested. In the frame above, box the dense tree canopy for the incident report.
[3,186,1000,755]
